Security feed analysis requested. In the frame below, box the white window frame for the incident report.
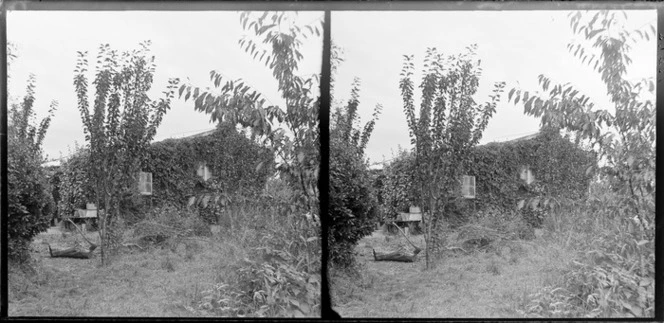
[138,171,153,195]
[520,165,534,185]
[461,175,476,199]
[197,162,211,181]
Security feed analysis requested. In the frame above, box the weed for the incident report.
[486,260,501,276]
[161,256,176,272]
[519,185,655,318]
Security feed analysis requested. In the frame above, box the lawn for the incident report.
[331,228,575,318]
[8,224,248,317]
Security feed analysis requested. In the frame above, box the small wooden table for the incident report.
[64,209,101,231]
[388,212,422,234]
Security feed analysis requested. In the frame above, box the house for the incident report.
[466,128,596,211]
[378,127,596,227]
[52,123,274,226]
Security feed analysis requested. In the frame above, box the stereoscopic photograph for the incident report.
[328,8,656,318]
[3,1,660,320]
[5,5,322,317]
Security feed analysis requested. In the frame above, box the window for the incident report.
[197,162,212,181]
[519,165,534,185]
[461,175,476,199]
[138,171,153,195]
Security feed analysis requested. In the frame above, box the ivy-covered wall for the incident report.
[467,128,596,211]
[378,128,597,222]
[144,122,274,207]
[55,122,274,222]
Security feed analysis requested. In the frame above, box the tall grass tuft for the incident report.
[520,181,655,318]
[191,179,321,317]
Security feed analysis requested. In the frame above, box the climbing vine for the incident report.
[380,128,596,226]
[57,122,273,225]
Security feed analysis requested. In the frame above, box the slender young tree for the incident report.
[400,45,505,269]
[508,11,656,232]
[74,41,178,265]
[179,12,322,215]
[328,47,383,264]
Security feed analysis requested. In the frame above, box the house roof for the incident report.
[155,128,217,142]
[502,131,540,143]
[484,131,540,145]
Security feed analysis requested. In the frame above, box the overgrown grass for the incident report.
[519,183,655,318]
[331,183,653,318]
[9,180,321,318]
[187,199,321,318]
[330,226,575,318]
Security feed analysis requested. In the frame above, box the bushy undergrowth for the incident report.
[520,184,654,318]
[132,204,212,245]
[187,179,321,318]
[8,77,57,262]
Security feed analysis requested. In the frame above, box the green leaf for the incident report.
[508,88,516,101]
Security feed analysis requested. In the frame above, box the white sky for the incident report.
[7,10,323,160]
[332,10,656,164]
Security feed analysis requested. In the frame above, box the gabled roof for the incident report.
[502,131,540,143]
[155,128,217,143]
[483,131,540,146]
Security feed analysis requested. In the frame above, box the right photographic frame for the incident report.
[327,5,657,319]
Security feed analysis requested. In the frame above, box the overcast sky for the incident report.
[332,10,656,164]
[7,10,323,160]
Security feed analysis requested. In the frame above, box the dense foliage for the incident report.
[508,11,655,233]
[56,145,95,221]
[379,147,417,221]
[177,12,323,317]
[148,122,274,210]
[73,41,179,265]
[55,123,273,225]
[327,41,383,266]
[179,12,322,214]
[399,45,505,269]
[379,128,596,227]
[508,11,655,317]
[469,127,596,224]
[7,74,58,261]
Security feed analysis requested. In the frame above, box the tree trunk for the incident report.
[373,247,421,263]
[48,244,97,259]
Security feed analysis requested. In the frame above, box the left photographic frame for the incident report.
[3,2,324,318]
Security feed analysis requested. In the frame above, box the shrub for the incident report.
[192,203,321,317]
[7,75,57,262]
[328,135,378,266]
[56,145,95,221]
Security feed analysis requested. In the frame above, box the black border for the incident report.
[0,1,662,322]
[1,0,7,319]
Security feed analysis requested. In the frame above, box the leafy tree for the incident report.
[381,147,418,221]
[399,45,505,269]
[179,12,322,215]
[7,74,57,261]
[508,11,655,233]
[508,11,656,317]
[328,67,383,265]
[73,41,179,265]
